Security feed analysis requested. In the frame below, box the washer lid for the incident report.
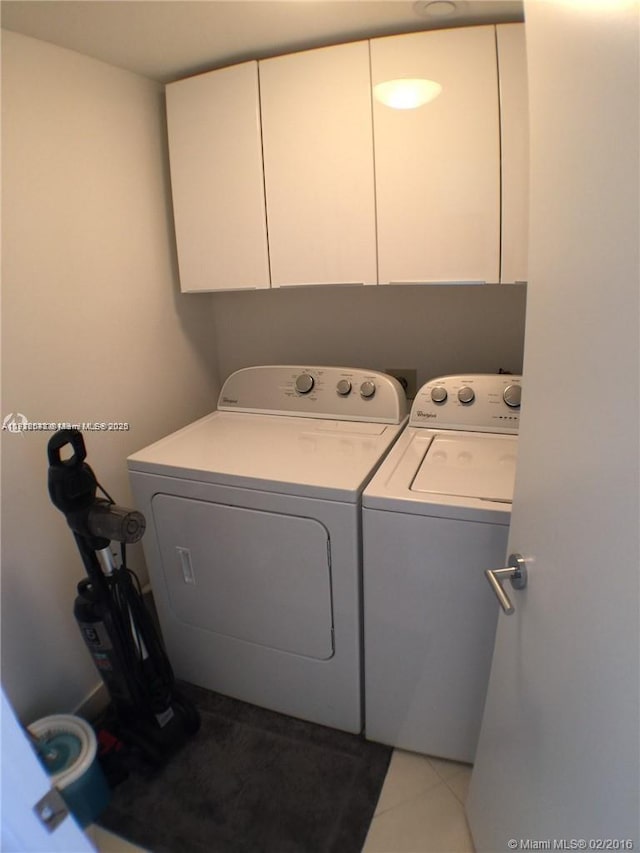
[411,434,518,502]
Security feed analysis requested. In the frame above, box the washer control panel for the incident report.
[410,374,522,433]
[218,366,408,424]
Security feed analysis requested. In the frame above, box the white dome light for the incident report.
[374,78,443,110]
[414,1,458,18]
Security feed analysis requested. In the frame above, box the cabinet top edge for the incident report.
[166,20,525,87]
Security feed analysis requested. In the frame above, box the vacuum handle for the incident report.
[47,429,86,467]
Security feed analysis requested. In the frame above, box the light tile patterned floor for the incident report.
[86,824,149,852]
[362,749,476,853]
[88,748,475,853]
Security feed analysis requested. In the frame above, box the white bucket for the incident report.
[28,714,111,827]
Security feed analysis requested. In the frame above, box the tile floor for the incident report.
[363,749,476,853]
[86,823,148,852]
[87,748,476,853]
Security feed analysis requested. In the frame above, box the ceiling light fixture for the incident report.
[413,1,460,19]
[374,78,443,110]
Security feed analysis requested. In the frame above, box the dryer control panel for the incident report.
[410,374,522,434]
[218,365,408,424]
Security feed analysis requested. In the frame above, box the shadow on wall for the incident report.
[211,283,527,386]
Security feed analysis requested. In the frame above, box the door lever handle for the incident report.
[485,553,527,614]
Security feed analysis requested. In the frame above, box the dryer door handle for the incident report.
[485,553,527,615]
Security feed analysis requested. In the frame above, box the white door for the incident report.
[371,26,500,284]
[1,688,93,851]
[260,41,377,287]
[166,61,270,292]
[467,2,639,849]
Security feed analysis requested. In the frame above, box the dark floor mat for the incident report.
[97,683,391,853]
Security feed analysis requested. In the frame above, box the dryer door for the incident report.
[151,495,334,660]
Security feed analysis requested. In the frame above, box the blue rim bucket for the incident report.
[28,714,111,828]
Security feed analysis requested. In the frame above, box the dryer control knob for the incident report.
[360,380,376,399]
[431,386,448,404]
[295,373,315,394]
[458,386,475,404]
[336,379,352,396]
[503,384,522,408]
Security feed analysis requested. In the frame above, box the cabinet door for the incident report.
[498,23,529,283]
[166,62,270,292]
[260,42,377,287]
[371,26,500,285]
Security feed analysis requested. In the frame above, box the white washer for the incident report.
[128,365,407,734]
[362,373,522,762]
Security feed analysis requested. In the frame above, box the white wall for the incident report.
[1,31,219,723]
[213,283,527,387]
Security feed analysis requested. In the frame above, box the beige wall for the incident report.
[1,31,219,722]
[213,283,526,388]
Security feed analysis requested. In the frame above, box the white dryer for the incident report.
[127,366,407,734]
[362,373,521,762]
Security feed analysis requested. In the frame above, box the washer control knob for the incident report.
[336,379,352,396]
[360,380,376,399]
[458,386,475,405]
[431,386,448,404]
[503,384,522,408]
[295,373,315,394]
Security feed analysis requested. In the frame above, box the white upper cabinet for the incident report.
[166,62,270,292]
[497,23,529,283]
[259,42,377,287]
[371,26,501,285]
[165,26,527,292]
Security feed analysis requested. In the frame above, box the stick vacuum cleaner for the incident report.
[47,429,199,766]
